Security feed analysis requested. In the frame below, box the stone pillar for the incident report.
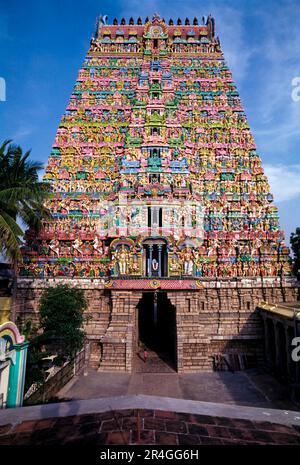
[167,292,209,373]
[262,317,270,367]
[264,317,275,371]
[167,293,182,373]
[149,245,153,277]
[274,321,280,375]
[98,291,142,373]
[84,339,90,376]
[158,244,162,278]
[128,291,143,371]
[6,340,29,408]
[296,322,300,385]
[285,325,292,381]
[274,321,287,379]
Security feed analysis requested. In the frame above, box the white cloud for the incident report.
[249,1,300,157]
[117,1,253,82]
[12,125,35,140]
[264,163,300,202]
[210,6,254,82]
[254,101,300,151]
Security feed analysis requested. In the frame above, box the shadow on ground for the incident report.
[57,367,298,411]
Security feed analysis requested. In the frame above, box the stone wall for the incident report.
[25,347,86,405]
[15,278,110,335]
[0,296,11,324]
[15,277,299,373]
[0,273,12,324]
[166,279,297,372]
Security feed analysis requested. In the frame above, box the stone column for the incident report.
[149,245,153,277]
[158,244,162,278]
[127,291,143,371]
[83,339,90,376]
[263,317,272,369]
[296,321,300,384]
[99,291,143,373]
[293,320,300,385]
[285,325,292,381]
[274,321,280,375]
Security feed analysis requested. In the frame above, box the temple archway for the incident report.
[136,291,177,371]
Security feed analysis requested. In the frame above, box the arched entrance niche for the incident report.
[142,238,168,277]
[136,291,177,370]
[0,322,29,408]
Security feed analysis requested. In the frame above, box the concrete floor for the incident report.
[57,368,298,411]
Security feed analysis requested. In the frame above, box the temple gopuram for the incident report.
[16,14,298,372]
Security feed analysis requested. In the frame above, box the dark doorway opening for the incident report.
[137,292,177,371]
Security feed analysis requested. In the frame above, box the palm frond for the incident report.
[0,212,24,261]
[0,139,49,262]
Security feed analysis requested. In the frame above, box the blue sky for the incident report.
[1,0,300,243]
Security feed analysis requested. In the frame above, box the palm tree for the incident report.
[0,140,49,261]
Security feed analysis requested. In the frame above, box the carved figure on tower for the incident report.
[19,14,292,281]
[114,245,130,275]
[180,247,194,276]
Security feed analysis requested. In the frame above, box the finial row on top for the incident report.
[97,14,215,27]
[110,17,201,25]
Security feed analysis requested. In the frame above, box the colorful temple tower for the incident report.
[16,14,297,372]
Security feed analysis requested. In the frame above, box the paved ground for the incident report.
[57,368,298,411]
[134,350,175,372]
[1,407,300,445]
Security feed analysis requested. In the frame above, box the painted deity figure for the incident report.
[151,258,159,276]
[180,247,194,275]
[49,239,60,257]
[115,245,130,275]
[92,236,103,255]
[169,255,182,273]
[73,238,83,255]
[129,254,140,274]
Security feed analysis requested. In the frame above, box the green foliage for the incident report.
[290,227,300,279]
[23,285,88,394]
[16,317,49,392]
[0,139,49,262]
[16,316,38,340]
[24,344,50,393]
[15,317,49,392]
[39,284,87,363]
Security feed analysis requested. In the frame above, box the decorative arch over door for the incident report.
[0,322,28,408]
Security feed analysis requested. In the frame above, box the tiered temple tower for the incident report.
[16,14,297,372]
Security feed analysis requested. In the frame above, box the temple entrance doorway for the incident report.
[136,292,177,372]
